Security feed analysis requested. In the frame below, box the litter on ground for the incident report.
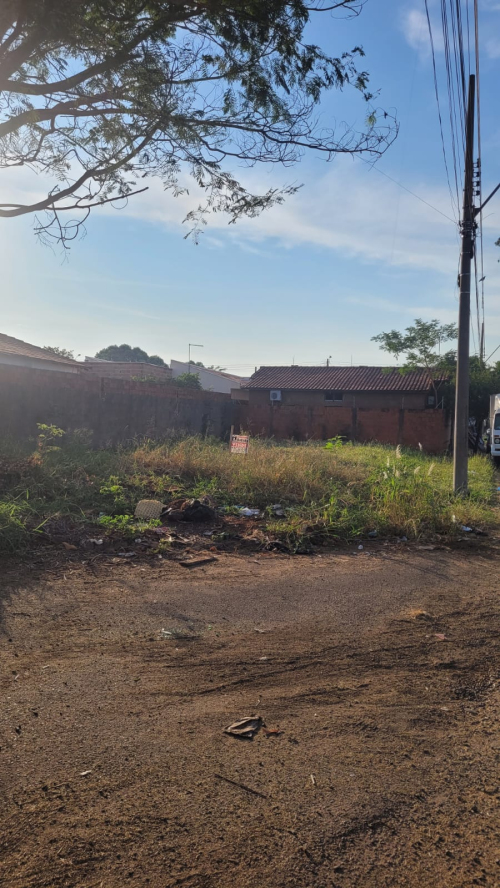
[224,716,263,739]
[134,499,166,520]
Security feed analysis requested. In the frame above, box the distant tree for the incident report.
[173,372,202,389]
[468,357,500,436]
[43,345,75,360]
[95,344,165,365]
[372,318,458,404]
[373,320,500,448]
[0,1,396,248]
[192,361,227,371]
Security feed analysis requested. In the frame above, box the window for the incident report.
[426,394,436,408]
[494,413,500,430]
[325,391,343,403]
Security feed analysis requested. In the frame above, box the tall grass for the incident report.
[0,435,495,554]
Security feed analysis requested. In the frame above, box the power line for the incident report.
[359,156,456,223]
[424,0,459,219]
[474,0,485,361]
[470,309,478,356]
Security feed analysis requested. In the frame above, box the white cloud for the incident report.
[400,6,443,58]
[401,9,430,55]
[120,157,460,276]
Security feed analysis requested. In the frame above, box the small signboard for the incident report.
[230,434,249,454]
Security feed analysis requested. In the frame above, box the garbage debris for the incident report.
[224,716,263,739]
[434,633,447,641]
[358,544,364,551]
[265,539,289,552]
[239,507,260,518]
[399,536,408,542]
[271,504,285,517]
[180,555,218,569]
[167,498,216,522]
[79,770,92,777]
[135,499,166,520]
[88,538,103,546]
[368,530,378,539]
[461,526,472,533]
[262,727,283,737]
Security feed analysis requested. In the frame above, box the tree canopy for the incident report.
[173,371,202,389]
[193,361,226,370]
[43,345,75,359]
[95,344,165,364]
[0,1,396,246]
[372,319,500,430]
[372,318,458,376]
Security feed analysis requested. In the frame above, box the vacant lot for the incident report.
[0,435,495,554]
[1,545,499,888]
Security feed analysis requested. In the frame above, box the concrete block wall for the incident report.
[0,365,235,446]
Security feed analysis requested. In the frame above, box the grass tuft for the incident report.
[0,435,496,554]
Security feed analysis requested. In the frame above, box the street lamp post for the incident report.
[188,343,203,373]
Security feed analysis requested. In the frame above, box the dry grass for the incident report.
[0,435,496,553]
[128,438,495,542]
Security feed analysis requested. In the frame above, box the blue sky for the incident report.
[2,0,500,373]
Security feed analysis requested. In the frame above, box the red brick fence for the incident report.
[239,404,451,453]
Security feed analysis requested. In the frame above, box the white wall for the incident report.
[170,360,243,394]
[0,353,80,373]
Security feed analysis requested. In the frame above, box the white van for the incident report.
[489,394,500,461]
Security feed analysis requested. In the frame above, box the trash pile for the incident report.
[134,497,216,523]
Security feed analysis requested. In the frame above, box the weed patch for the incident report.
[0,435,495,555]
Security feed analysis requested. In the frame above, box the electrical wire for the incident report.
[474,0,485,361]
[430,2,486,362]
[470,311,478,357]
[440,1,463,204]
[424,0,459,219]
[360,159,456,223]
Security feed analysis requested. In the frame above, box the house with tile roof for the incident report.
[244,366,444,409]
[241,365,450,451]
[0,333,83,373]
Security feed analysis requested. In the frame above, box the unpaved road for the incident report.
[0,547,499,888]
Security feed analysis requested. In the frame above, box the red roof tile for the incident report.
[245,366,439,392]
[0,333,80,366]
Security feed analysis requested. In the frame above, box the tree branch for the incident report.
[0,131,154,216]
[0,90,126,139]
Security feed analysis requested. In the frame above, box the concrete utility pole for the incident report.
[453,74,475,494]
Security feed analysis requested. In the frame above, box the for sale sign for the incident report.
[230,434,249,454]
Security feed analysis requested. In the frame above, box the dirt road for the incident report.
[1,547,499,887]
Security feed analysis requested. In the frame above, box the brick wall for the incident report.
[84,361,172,381]
[247,389,429,409]
[240,403,450,453]
[0,365,236,445]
